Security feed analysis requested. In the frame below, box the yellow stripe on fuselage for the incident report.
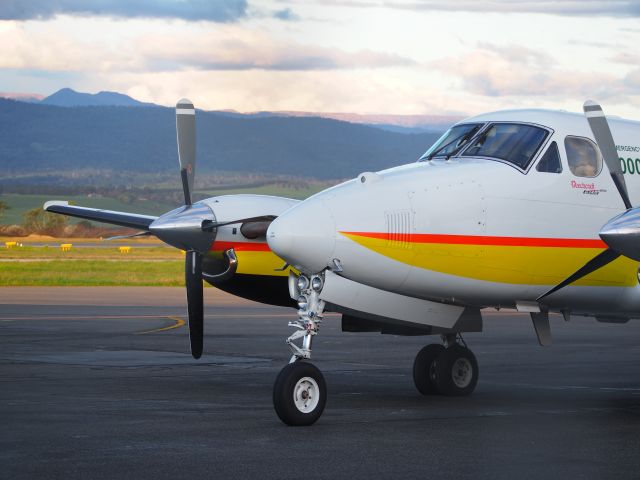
[234,250,291,276]
[341,232,637,287]
[211,240,290,277]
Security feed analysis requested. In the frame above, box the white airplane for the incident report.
[45,99,640,426]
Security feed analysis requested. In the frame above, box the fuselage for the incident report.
[267,108,640,318]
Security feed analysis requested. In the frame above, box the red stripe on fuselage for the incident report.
[211,241,271,252]
[341,232,607,249]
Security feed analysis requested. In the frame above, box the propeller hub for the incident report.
[600,207,640,262]
[149,202,216,254]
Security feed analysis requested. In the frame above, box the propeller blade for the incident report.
[176,99,196,206]
[583,100,631,210]
[537,248,620,302]
[185,250,204,359]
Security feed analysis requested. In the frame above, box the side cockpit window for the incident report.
[536,141,562,173]
[565,136,601,177]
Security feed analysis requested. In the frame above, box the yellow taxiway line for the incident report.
[135,316,186,335]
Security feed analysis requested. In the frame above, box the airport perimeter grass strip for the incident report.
[1,246,182,260]
[0,260,185,286]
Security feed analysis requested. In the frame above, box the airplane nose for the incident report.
[267,199,336,273]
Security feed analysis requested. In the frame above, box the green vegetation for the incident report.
[0,182,332,228]
[0,193,175,226]
[22,207,69,235]
[0,245,184,286]
[196,183,328,200]
[0,245,179,260]
[0,260,184,286]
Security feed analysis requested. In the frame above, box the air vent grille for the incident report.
[385,210,412,248]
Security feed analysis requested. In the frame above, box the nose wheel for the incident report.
[413,340,479,396]
[273,361,327,426]
[274,272,328,426]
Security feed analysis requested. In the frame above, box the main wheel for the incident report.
[273,361,327,426]
[433,345,479,396]
[413,344,445,395]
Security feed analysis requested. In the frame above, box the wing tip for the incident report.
[43,200,69,211]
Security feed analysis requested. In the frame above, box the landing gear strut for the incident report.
[273,273,327,426]
[413,334,479,397]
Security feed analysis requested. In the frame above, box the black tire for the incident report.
[273,362,327,426]
[433,345,479,396]
[413,344,445,395]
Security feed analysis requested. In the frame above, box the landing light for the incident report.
[297,275,310,291]
[311,276,323,292]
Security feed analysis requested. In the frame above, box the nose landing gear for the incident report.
[413,334,479,397]
[273,273,327,426]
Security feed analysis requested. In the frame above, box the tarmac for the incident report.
[2,287,640,479]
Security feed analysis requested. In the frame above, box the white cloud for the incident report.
[432,43,621,100]
[0,21,413,73]
[308,0,640,17]
[1,3,639,118]
[136,28,415,70]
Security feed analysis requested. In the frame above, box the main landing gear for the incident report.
[273,273,327,426]
[413,334,478,397]
[272,274,479,426]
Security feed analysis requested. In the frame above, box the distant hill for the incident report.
[0,99,442,181]
[0,92,44,103]
[216,109,461,133]
[26,88,461,133]
[41,88,154,107]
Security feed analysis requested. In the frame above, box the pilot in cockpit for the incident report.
[565,136,598,177]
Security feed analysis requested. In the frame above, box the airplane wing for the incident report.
[44,201,157,231]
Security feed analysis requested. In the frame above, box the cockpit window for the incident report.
[461,123,548,169]
[419,123,483,160]
[565,136,601,177]
[536,141,562,173]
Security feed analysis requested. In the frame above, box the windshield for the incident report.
[461,123,548,169]
[419,123,483,160]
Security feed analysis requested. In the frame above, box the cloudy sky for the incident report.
[1,0,640,117]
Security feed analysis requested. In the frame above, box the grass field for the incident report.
[0,260,184,286]
[1,245,178,259]
[197,183,327,200]
[0,183,331,226]
[0,193,176,226]
[0,245,185,286]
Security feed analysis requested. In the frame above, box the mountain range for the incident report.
[40,88,155,107]
[1,88,461,133]
[0,98,443,181]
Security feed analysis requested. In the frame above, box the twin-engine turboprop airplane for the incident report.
[45,99,640,427]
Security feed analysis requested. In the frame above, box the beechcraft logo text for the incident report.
[570,180,606,196]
